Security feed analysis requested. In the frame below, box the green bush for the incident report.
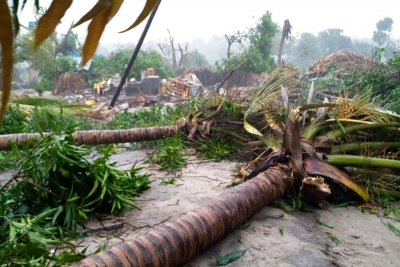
[342,50,400,102]
[150,136,187,174]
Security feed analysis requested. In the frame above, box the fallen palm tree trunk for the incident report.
[0,125,180,150]
[73,164,293,267]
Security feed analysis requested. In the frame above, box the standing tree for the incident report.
[372,17,397,59]
[290,32,319,69]
[373,17,394,46]
[277,19,292,66]
[224,29,252,59]
[242,11,278,73]
[317,28,352,55]
[217,11,277,74]
[13,25,79,93]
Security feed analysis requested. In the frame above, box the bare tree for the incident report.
[156,29,189,69]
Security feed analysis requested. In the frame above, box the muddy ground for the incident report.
[1,150,399,267]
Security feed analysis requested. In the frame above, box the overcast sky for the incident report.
[16,0,400,45]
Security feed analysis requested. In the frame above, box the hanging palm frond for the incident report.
[244,66,300,140]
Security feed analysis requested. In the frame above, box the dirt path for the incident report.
[77,151,400,267]
[1,150,399,266]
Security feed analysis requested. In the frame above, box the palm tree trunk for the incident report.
[0,125,179,150]
[73,164,293,267]
[277,19,292,67]
[277,36,285,67]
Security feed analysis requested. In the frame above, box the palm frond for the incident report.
[244,66,300,138]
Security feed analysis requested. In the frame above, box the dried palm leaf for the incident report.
[244,66,300,139]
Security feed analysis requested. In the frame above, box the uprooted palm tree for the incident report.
[69,66,400,266]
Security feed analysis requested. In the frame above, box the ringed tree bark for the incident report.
[73,164,293,267]
[72,86,371,265]
[0,125,181,150]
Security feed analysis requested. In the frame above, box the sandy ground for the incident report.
[1,150,400,267]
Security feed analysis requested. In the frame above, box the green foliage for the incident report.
[217,11,277,74]
[28,107,74,132]
[284,187,304,211]
[160,177,176,186]
[196,138,239,162]
[107,102,195,129]
[372,17,397,59]
[373,17,393,46]
[0,104,30,134]
[0,129,150,265]
[315,216,334,228]
[14,28,58,82]
[11,97,68,107]
[216,249,246,266]
[244,11,277,73]
[343,50,400,103]
[151,136,187,174]
[385,86,400,114]
[183,49,211,69]
[238,221,251,230]
[32,78,54,93]
[351,41,374,56]
[107,105,170,129]
[0,151,16,171]
[57,55,76,73]
[0,105,154,265]
[387,223,400,237]
[90,48,173,83]
[317,29,352,55]
[271,30,375,71]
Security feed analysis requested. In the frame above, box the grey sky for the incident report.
[17,0,400,45]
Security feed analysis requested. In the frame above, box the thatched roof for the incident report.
[305,49,376,78]
[53,73,86,95]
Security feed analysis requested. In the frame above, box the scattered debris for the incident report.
[83,102,115,120]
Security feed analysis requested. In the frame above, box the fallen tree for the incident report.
[0,125,181,150]
[73,164,293,267]
[72,66,400,266]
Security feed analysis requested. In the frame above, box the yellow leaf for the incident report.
[0,0,14,123]
[304,158,370,202]
[73,0,113,28]
[119,0,158,33]
[244,120,263,136]
[81,1,123,66]
[34,0,73,50]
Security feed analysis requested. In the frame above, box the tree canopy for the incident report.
[373,17,394,46]
[216,11,277,74]
[89,48,173,85]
